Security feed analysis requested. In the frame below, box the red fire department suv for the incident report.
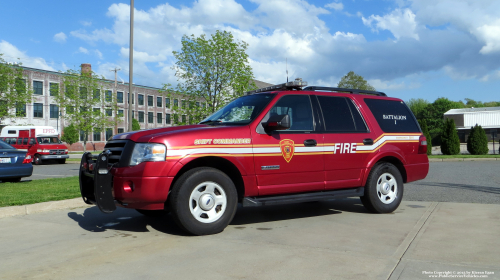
[79,80,429,235]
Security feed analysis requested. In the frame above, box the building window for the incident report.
[202,103,206,109]
[33,81,43,95]
[138,94,144,105]
[157,97,162,107]
[132,110,135,119]
[196,102,200,107]
[16,103,26,117]
[15,79,26,94]
[118,128,124,134]
[138,111,145,123]
[182,115,187,123]
[50,83,59,96]
[165,98,170,108]
[157,113,162,124]
[105,128,113,141]
[148,112,154,123]
[174,99,178,108]
[50,104,59,118]
[93,108,100,116]
[128,92,134,104]
[93,129,101,141]
[93,89,100,100]
[173,114,178,124]
[117,92,124,103]
[148,95,153,106]
[105,109,112,116]
[105,90,112,102]
[182,100,186,109]
[165,113,171,124]
[33,103,43,118]
[80,87,87,99]
[118,110,124,117]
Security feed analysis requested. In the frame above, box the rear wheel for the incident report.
[170,167,238,236]
[33,154,42,165]
[361,162,403,213]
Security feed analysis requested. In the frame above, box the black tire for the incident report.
[33,154,42,165]
[360,162,403,213]
[136,209,168,217]
[3,177,21,183]
[169,167,238,236]
[58,159,66,164]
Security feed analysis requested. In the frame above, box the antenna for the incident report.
[286,58,288,83]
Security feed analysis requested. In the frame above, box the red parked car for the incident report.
[80,80,429,235]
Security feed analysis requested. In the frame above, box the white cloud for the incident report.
[81,20,92,27]
[78,47,89,54]
[95,49,103,60]
[325,2,343,11]
[53,32,67,43]
[368,79,420,91]
[0,40,55,71]
[362,8,419,41]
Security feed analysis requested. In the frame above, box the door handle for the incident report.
[304,139,317,147]
[363,138,373,145]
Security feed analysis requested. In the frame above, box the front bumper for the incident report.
[79,152,173,213]
[41,154,69,160]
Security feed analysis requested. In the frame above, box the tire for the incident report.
[169,167,238,236]
[58,159,66,164]
[360,162,403,213]
[136,209,168,217]
[33,154,42,165]
[3,177,21,183]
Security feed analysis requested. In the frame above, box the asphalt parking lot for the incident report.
[1,161,499,279]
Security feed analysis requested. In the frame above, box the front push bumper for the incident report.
[79,151,116,213]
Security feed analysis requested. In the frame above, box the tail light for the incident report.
[23,155,33,164]
[418,135,427,154]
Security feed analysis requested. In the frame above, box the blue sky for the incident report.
[1,0,500,103]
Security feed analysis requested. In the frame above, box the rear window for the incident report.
[364,99,420,133]
[317,96,367,132]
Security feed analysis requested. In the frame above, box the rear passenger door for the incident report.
[315,95,376,190]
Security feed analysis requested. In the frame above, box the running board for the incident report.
[242,187,364,207]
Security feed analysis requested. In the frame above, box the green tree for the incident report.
[440,118,460,155]
[337,71,376,91]
[467,124,489,155]
[132,118,140,131]
[61,124,79,151]
[422,97,464,145]
[407,98,430,120]
[418,119,432,155]
[54,68,114,153]
[0,54,32,123]
[168,30,256,124]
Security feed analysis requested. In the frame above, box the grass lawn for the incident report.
[0,176,80,207]
[429,154,500,159]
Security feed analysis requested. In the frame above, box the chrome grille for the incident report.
[49,149,65,155]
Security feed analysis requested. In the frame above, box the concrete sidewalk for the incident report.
[0,199,498,279]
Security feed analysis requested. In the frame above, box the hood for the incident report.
[112,125,213,142]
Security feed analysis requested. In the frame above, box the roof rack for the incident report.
[302,86,387,97]
[246,78,307,95]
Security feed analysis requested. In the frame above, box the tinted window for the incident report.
[317,96,367,132]
[268,95,314,131]
[364,99,420,133]
[0,140,14,149]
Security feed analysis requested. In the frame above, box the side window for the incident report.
[17,138,23,145]
[23,138,28,145]
[268,95,314,132]
[317,96,367,132]
[364,99,420,133]
[29,138,35,145]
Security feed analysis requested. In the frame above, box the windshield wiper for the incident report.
[199,120,222,125]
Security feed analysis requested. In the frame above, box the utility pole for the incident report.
[110,67,120,134]
[128,0,134,132]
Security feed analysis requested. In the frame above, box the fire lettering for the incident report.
[333,143,357,154]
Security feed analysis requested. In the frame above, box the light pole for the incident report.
[128,0,134,132]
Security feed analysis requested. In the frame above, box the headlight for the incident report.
[43,149,50,153]
[130,143,166,166]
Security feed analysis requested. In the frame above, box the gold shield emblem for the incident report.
[279,139,295,163]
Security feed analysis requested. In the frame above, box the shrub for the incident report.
[61,124,79,151]
[418,119,432,155]
[467,124,489,155]
[441,118,460,155]
[132,118,141,131]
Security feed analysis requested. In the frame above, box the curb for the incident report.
[0,198,91,219]
[429,158,499,162]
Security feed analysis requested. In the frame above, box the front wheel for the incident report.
[33,154,42,165]
[58,159,66,164]
[169,167,238,236]
[361,162,403,213]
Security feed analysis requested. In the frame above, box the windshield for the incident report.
[37,137,61,144]
[0,140,14,149]
[200,94,275,125]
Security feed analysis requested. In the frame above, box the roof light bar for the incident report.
[246,78,307,95]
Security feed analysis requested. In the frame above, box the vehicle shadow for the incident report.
[68,198,370,236]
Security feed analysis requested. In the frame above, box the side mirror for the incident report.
[263,114,291,132]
